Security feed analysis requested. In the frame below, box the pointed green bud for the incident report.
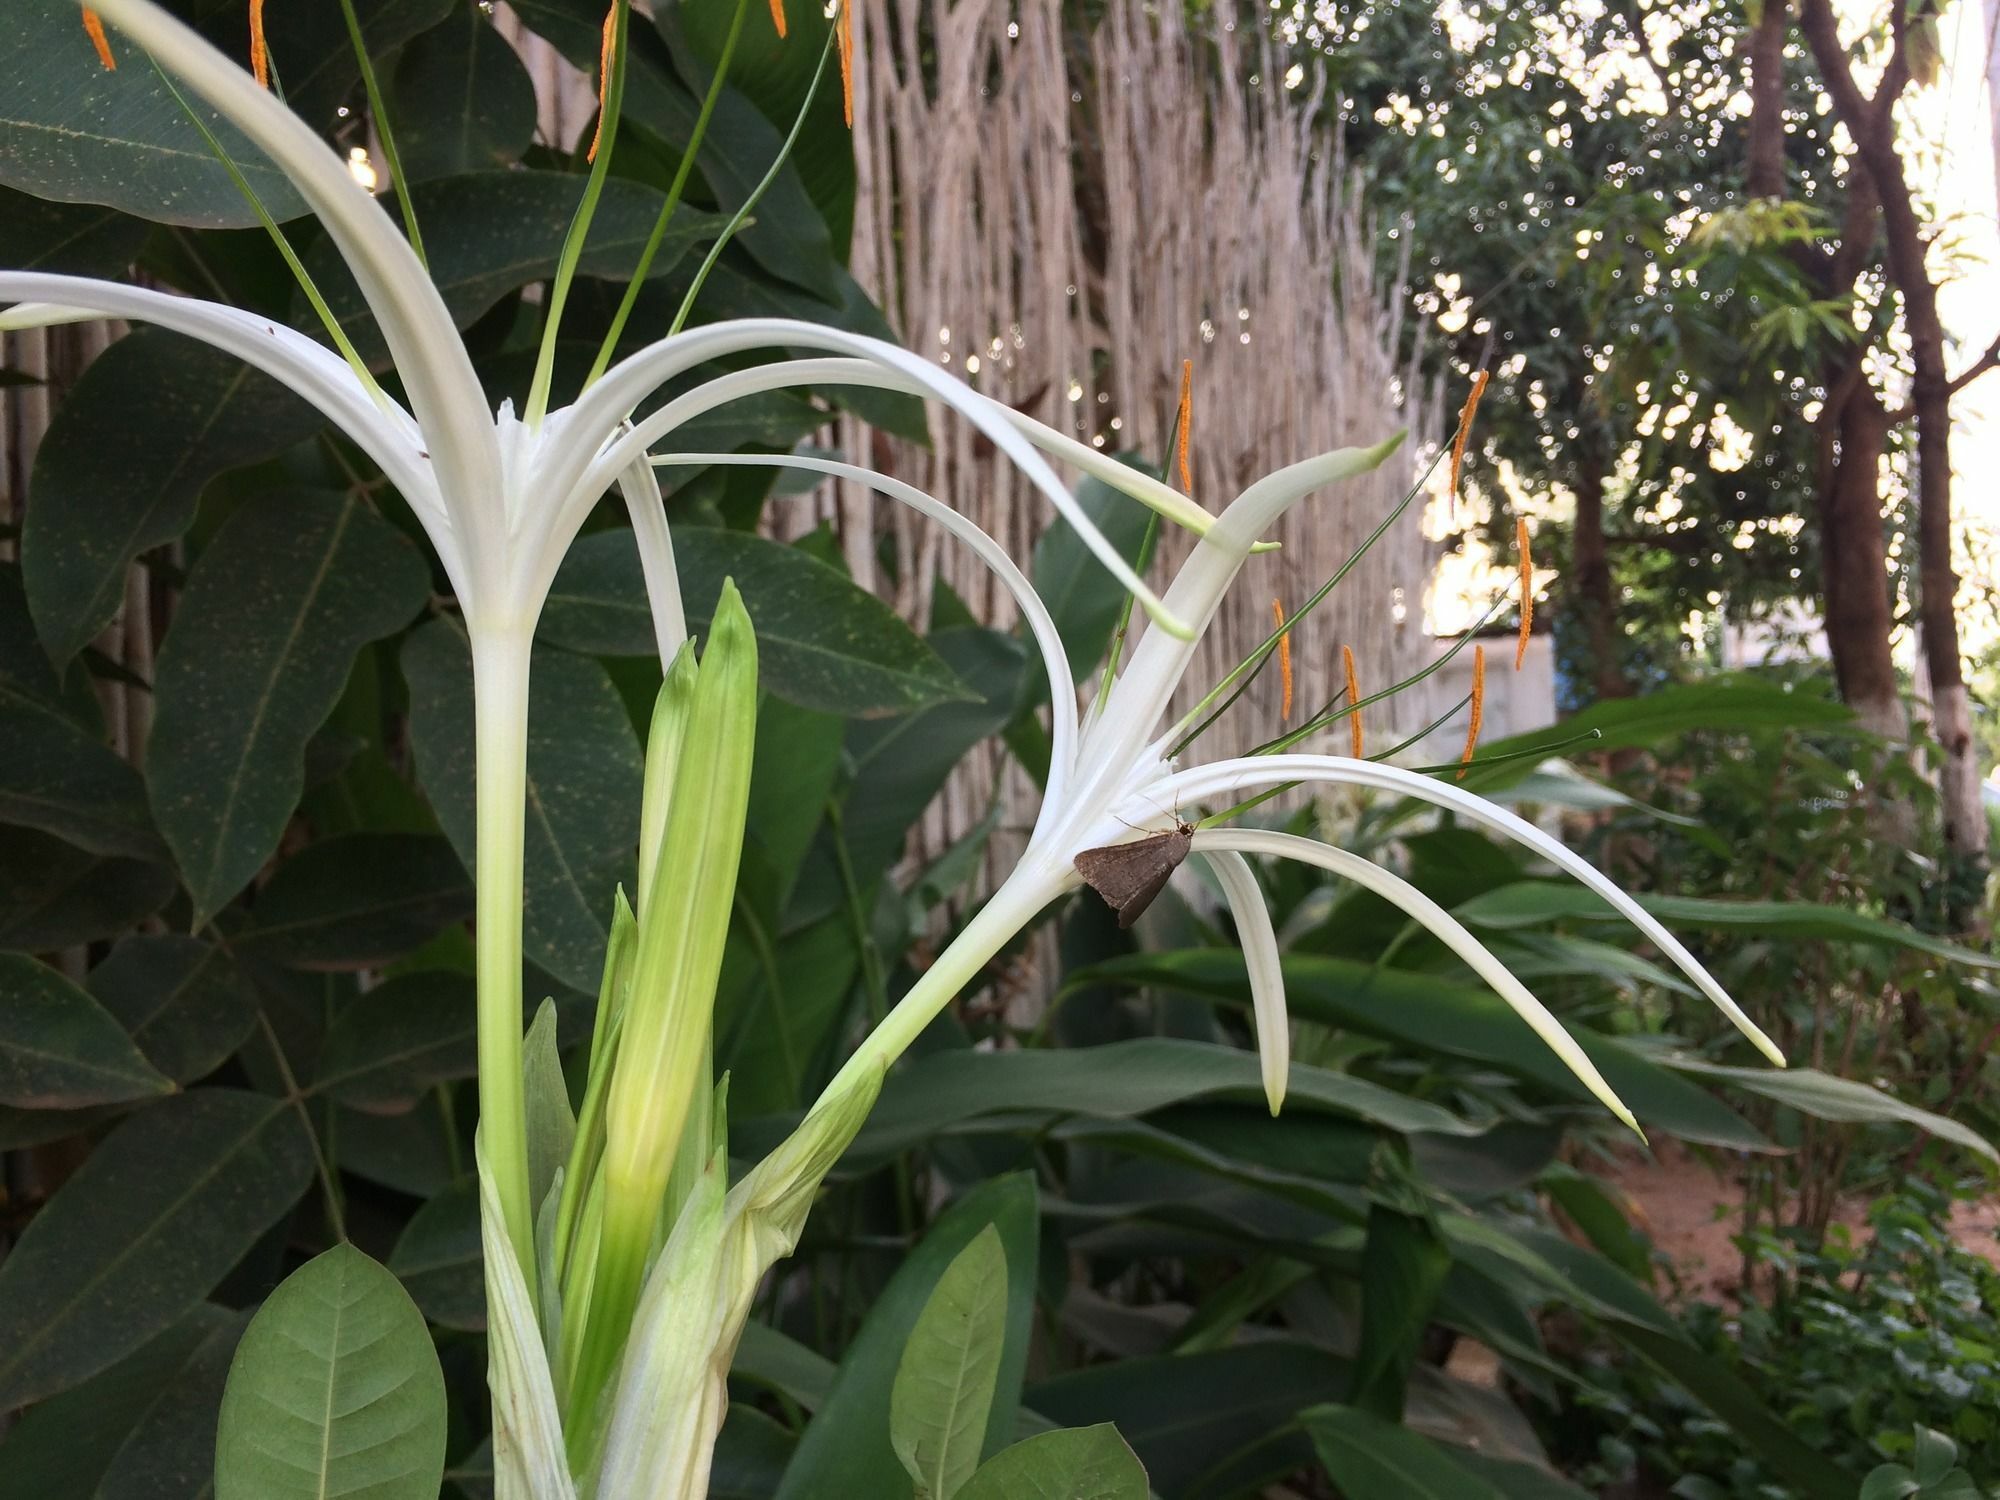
[637,642,699,917]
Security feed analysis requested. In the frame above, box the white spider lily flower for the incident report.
[2,0,1215,1302]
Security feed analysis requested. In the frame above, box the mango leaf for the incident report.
[1457,882,2000,970]
[777,1176,1040,1500]
[241,832,474,969]
[1300,1404,1509,1500]
[891,1225,1011,1500]
[0,681,162,859]
[149,489,430,924]
[542,527,970,716]
[0,951,171,1109]
[0,183,149,276]
[954,1426,1150,1500]
[0,1089,313,1409]
[0,0,310,225]
[215,1242,447,1500]
[304,171,727,365]
[0,828,174,949]
[23,328,323,663]
[390,6,538,180]
[314,971,479,1114]
[1665,1058,1999,1162]
[1072,950,1769,1151]
[87,934,258,1085]
[0,1304,246,1500]
[403,622,644,993]
[390,1178,485,1331]
[1031,469,1157,683]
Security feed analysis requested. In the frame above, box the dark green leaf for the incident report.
[0,827,174,950]
[0,1,310,226]
[87,934,258,1084]
[891,1225,1011,1500]
[1300,1404,1509,1500]
[0,1088,314,1409]
[389,1178,484,1331]
[1349,1205,1452,1419]
[23,328,323,663]
[390,7,537,179]
[1665,1058,1999,1162]
[542,527,970,716]
[148,489,429,923]
[0,951,172,1109]
[245,0,456,130]
[402,622,644,993]
[777,1176,1040,1500]
[314,970,478,1114]
[241,832,474,969]
[955,1426,1151,1500]
[0,681,162,860]
[214,1243,447,1500]
[0,184,149,276]
[1031,470,1156,683]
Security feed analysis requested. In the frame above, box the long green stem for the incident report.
[584,0,754,386]
[471,629,535,1298]
[335,0,427,269]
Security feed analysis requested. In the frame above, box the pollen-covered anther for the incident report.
[1177,358,1194,494]
[249,0,270,88]
[1516,517,1533,670]
[587,2,617,163]
[1272,598,1293,721]
[1458,644,1486,780]
[838,0,855,128]
[1448,368,1489,514]
[768,0,788,37]
[1342,644,1362,758]
[82,8,117,70]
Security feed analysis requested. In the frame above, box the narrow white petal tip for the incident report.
[1370,428,1411,463]
[1264,1077,1286,1117]
[0,302,92,331]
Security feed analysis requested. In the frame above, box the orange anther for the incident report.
[838,0,854,128]
[587,3,617,163]
[1448,368,1489,515]
[1457,644,1486,780]
[1342,644,1362,758]
[1272,599,1293,721]
[83,9,116,70]
[768,0,787,38]
[1516,517,1533,670]
[1177,358,1194,493]
[249,0,269,88]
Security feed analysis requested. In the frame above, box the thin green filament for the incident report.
[335,0,427,270]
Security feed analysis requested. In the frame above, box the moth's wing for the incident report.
[1111,865,1175,928]
[1075,833,1187,927]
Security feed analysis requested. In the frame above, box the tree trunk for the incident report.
[1572,452,1629,699]
[1745,0,1790,198]
[1816,378,1906,739]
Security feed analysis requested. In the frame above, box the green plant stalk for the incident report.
[527,0,631,427]
[335,0,427,269]
[470,628,536,1303]
[585,0,755,385]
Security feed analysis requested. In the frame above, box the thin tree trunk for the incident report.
[1745,0,1790,198]
[1572,452,1628,699]
[1815,377,1907,739]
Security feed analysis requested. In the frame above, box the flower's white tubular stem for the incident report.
[0,277,455,556]
[85,0,502,532]
[654,451,1080,822]
[1193,828,1640,1132]
[570,320,1193,638]
[1199,849,1292,1115]
[1154,754,1787,1067]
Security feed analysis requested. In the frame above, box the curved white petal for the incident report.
[652,451,1080,815]
[0,273,471,591]
[1157,755,1787,1069]
[87,0,501,522]
[1199,848,1291,1115]
[615,452,687,669]
[1198,827,1639,1133]
[576,320,1191,638]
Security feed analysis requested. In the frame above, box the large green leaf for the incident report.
[1458,882,2000,969]
[1031,469,1157,683]
[542,527,970,716]
[389,1178,484,1331]
[389,6,537,180]
[86,934,258,1085]
[0,1305,245,1500]
[1349,1204,1452,1420]
[0,1088,314,1409]
[1300,1404,1509,1500]
[0,1,310,226]
[0,184,149,276]
[313,971,478,1114]
[0,682,162,860]
[402,622,644,993]
[304,170,726,365]
[776,1176,1040,1500]
[240,832,474,969]
[0,951,171,1109]
[148,489,430,924]
[850,1039,1486,1157]
[0,827,174,950]
[1666,1057,1999,1162]
[955,1427,1151,1500]
[1073,949,1769,1150]
[23,328,323,663]
[235,0,456,129]
[891,1225,1012,1500]
[215,1243,447,1500]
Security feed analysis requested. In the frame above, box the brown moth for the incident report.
[1074,821,1195,928]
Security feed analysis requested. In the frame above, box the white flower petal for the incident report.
[1157,755,1787,1069]
[578,320,1191,638]
[1198,848,1291,1114]
[87,0,501,520]
[614,452,687,669]
[1198,827,1640,1133]
[652,450,1080,816]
